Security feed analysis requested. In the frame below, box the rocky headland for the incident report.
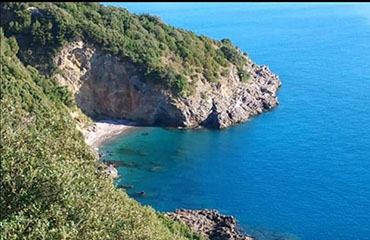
[54,40,281,129]
[166,209,254,240]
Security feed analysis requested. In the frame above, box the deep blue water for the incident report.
[101,3,370,240]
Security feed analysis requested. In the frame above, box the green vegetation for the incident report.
[1,2,250,96]
[0,30,204,240]
[0,3,252,238]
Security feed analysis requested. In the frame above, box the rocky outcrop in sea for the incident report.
[101,164,118,178]
[54,40,281,129]
[166,209,254,240]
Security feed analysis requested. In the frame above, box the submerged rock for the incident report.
[132,191,146,198]
[166,209,254,240]
[118,184,134,190]
[149,166,162,172]
[117,147,148,156]
[103,160,137,168]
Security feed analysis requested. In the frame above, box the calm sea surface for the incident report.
[101,3,370,239]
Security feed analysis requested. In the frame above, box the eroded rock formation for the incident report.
[166,209,254,240]
[54,40,281,129]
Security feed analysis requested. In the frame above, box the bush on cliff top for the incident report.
[0,29,203,240]
[0,2,249,95]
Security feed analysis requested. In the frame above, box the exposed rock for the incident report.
[27,7,43,16]
[102,164,118,178]
[54,40,281,129]
[166,209,254,240]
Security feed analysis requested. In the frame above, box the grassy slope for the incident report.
[0,30,203,240]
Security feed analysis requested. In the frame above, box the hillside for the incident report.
[0,29,203,239]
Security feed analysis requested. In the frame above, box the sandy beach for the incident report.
[82,119,137,148]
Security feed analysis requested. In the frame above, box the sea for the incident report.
[100,3,370,240]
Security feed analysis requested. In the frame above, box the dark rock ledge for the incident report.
[166,209,254,240]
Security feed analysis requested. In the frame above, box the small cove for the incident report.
[100,3,370,240]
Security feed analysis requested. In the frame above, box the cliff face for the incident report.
[54,40,281,129]
[166,209,254,240]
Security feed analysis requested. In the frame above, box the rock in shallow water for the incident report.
[166,209,254,240]
[117,184,134,190]
[103,160,138,168]
[102,164,118,178]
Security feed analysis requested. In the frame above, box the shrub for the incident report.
[238,69,250,83]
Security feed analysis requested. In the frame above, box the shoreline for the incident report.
[82,119,138,149]
[83,120,256,240]
[166,209,254,240]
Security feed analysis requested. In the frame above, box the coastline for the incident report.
[82,119,138,148]
[82,120,256,240]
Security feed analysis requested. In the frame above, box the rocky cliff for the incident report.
[54,40,281,129]
[166,209,254,240]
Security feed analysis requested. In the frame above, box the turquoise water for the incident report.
[101,3,370,240]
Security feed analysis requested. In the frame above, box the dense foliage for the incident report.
[1,2,250,95]
[0,30,204,240]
